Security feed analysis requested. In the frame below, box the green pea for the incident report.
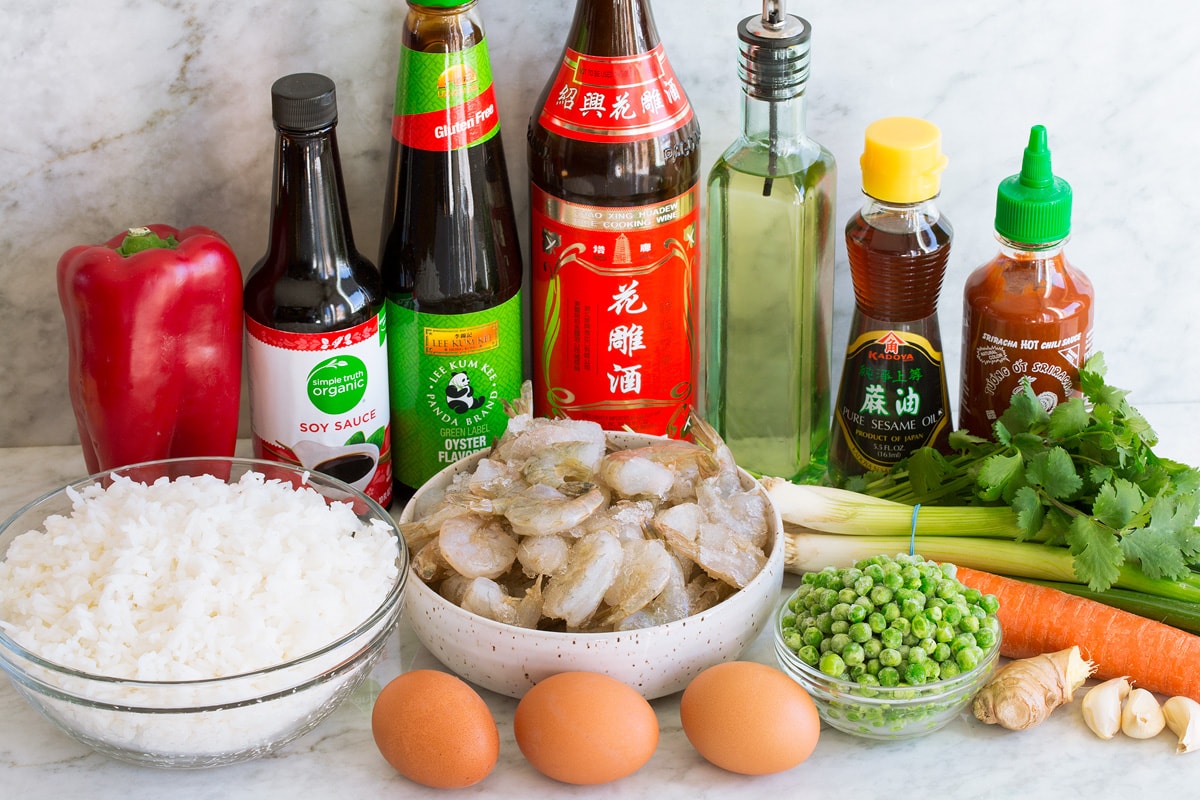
[907,645,928,664]
[960,613,981,634]
[854,575,875,596]
[951,632,978,655]
[797,645,820,666]
[848,621,873,644]
[879,647,902,667]
[925,605,943,623]
[867,611,888,633]
[783,629,804,651]
[847,603,869,624]
[910,613,934,639]
[934,620,955,644]
[882,602,901,622]
[863,563,885,583]
[956,645,984,672]
[924,660,942,682]
[904,660,927,685]
[866,657,882,675]
[980,593,1001,615]
[830,620,850,635]
[831,602,851,622]
[932,642,952,663]
[830,632,852,654]
[941,604,963,626]
[940,660,961,679]
[974,625,997,650]
[863,638,883,659]
[901,596,925,619]
[882,571,904,592]
[880,627,903,650]
[843,642,866,667]
[819,651,846,678]
[802,626,824,649]
[918,637,938,655]
[816,612,834,634]
[889,616,911,636]
[878,666,901,687]
[870,585,894,606]
[838,587,859,605]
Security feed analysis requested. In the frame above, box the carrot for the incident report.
[955,565,1200,702]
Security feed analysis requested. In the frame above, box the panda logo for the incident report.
[446,371,485,414]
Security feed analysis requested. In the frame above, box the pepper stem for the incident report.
[115,226,179,256]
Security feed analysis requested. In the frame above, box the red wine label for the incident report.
[536,44,694,144]
[530,185,699,438]
[834,329,950,472]
[391,39,499,152]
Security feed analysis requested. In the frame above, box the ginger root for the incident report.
[972,646,1095,731]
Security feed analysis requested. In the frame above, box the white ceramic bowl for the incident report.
[400,431,785,700]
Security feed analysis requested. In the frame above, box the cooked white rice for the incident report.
[0,470,399,681]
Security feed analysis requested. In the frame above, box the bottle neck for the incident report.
[742,88,808,150]
[567,0,659,56]
[861,194,942,233]
[995,233,1068,259]
[267,126,357,278]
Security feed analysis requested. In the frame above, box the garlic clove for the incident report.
[1081,676,1130,740]
[1163,696,1200,754]
[1121,687,1166,739]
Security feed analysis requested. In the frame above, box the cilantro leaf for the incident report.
[1092,478,1145,529]
[1026,446,1083,500]
[1065,515,1124,591]
[1048,396,1089,439]
[997,383,1049,436]
[977,452,1024,502]
[1011,486,1045,540]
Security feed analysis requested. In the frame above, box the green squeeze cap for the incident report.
[994,125,1072,245]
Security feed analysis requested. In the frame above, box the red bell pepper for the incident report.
[56,224,244,473]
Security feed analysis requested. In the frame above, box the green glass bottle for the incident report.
[703,0,836,483]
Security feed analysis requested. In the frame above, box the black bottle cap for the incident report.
[271,73,338,132]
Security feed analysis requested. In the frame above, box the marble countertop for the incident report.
[3,403,1199,798]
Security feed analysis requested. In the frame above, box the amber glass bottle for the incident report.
[528,0,702,438]
[828,117,954,487]
[378,0,524,499]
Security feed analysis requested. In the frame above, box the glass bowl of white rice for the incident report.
[0,457,408,768]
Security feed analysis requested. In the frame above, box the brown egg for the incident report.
[371,669,499,789]
[514,671,659,784]
[680,660,820,775]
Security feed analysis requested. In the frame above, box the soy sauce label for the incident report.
[245,312,393,506]
[391,39,499,152]
[530,185,699,438]
[537,44,694,144]
[386,292,523,488]
[833,329,950,472]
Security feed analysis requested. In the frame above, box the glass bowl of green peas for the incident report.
[773,553,1001,741]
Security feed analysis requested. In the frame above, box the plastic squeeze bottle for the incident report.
[244,73,393,506]
[703,0,836,483]
[827,117,954,487]
[377,0,524,500]
[959,125,1094,438]
[528,0,702,438]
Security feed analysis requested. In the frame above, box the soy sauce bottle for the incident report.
[528,0,702,438]
[378,0,524,499]
[245,73,393,507]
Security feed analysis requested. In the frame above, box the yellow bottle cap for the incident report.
[859,116,949,204]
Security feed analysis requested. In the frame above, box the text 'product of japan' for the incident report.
[244,73,394,507]
[528,0,702,437]
[828,116,954,487]
[378,0,524,499]
[958,124,1094,438]
[703,0,836,483]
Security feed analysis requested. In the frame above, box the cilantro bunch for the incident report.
[853,354,1200,592]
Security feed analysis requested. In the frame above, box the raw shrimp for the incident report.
[412,539,451,583]
[517,534,570,577]
[438,513,519,580]
[465,457,528,499]
[601,538,675,625]
[521,441,602,487]
[598,440,718,502]
[614,554,691,631]
[576,499,656,542]
[542,531,623,628]
[653,501,767,589]
[460,576,544,629]
[467,482,606,537]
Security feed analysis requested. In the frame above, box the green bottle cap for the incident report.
[994,125,1072,245]
[411,0,473,7]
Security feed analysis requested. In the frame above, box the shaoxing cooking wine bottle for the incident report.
[378,0,524,499]
[528,0,702,437]
[245,73,393,507]
[828,116,954,487]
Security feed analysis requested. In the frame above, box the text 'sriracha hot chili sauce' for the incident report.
[528,0,702,438]
[958,125,1094,438]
